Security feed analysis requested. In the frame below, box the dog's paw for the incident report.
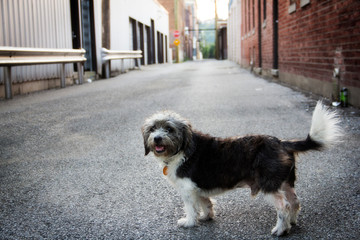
[177,218,196,228]
[271,225,290,236]
[290,217,298,226]
[198,212,214,222]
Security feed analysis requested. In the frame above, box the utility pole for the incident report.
[175,0,180,63]
[214,0,219,59]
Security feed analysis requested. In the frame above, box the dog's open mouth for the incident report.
[155,145,166,153]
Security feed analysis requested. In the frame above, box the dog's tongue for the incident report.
[155,146,165,152]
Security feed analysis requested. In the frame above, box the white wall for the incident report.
[93,0,103,75]
[0,0,73,83]
[228,0,241,65]
[109,0,170,72]
[0,0,171,82]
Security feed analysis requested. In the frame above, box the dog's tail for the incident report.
[282,101,342,153]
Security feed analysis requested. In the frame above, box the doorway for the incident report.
[70,0,97,72]
[145,26,151,65]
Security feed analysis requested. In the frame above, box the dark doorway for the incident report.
[165,35,168,63]
[70,0,97,72]
[130,18,139,67]
[138,22,145,65]
[102,0,110,50]
[150,19,155,64]
[130,18,138,51]
[161,33,164,63]
[70,0,81,71]
[258,0,262,68]
[81,0,96,71]
[145,25,151,65]
[102,0,110,77]
[157,32,164,64]
[70,0,81,49]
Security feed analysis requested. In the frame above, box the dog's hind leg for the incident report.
[198,197,215,221]
[265,191,292,236]
[281,182,300,225]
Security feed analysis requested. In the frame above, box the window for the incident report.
[263,0,266,21]
[289,0,296,14]
[300,0,310,8]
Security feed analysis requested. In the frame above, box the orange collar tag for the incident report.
[163,166,168,176]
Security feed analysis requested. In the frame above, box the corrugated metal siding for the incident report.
[0,0,73,83]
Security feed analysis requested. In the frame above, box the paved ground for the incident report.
[0,60,359,239]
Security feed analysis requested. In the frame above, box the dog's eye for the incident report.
[150,126,155,132]
[167,127,174,133]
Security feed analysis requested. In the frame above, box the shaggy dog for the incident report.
[141,101,341,236]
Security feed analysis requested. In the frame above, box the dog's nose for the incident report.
[154,136,162,143]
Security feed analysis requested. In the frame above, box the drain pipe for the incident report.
[258,0,262,69]
[272,0,279,77]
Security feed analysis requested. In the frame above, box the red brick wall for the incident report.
[260,0,274,71]
[241,0,274,70]
[241,0,257,67]
[158,0,186,62]
[239,0,360,105]
[278,0,360,87]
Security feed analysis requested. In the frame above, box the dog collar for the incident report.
[163,155,187,176]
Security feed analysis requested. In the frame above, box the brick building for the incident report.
[184,0,200,60]
[229,0,360,107]
[158,0,185,62]
[158,0,199,62]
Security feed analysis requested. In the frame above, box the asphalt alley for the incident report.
[1,60,359,239]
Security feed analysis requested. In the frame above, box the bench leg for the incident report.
[121,59,125,73]
[60,63,66,88]
[104,60,110,79]
[4,66,13,99]
[137,58,141,70]
[77,62,84,84]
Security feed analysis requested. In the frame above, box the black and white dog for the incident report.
[141,101,341,236]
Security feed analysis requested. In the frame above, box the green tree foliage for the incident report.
[200,43,215,59]
[199,20,216,59]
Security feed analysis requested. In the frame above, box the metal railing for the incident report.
[0,47,86,99]
[102,48,142,79]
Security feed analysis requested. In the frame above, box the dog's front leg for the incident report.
[177,190,199,228]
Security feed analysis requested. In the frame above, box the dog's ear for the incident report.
[144,142,150,156]
[181,121,195,158]
[141,126,151,156]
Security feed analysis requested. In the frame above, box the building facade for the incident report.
[109,0,169,72]
[158,0,186,62]
[228,0,360,107]
[0,0,75,96]
[158,0,200,62]
[184,0,200,61]
[0,0,170,98]
[228,0,241,64]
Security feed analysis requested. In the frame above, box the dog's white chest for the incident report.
[158,154,197,191]
[163,156,183,183]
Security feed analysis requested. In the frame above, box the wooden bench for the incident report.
[102,48,142,79]
[0,47,86,99]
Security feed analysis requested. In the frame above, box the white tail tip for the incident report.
[309,101,343,147]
